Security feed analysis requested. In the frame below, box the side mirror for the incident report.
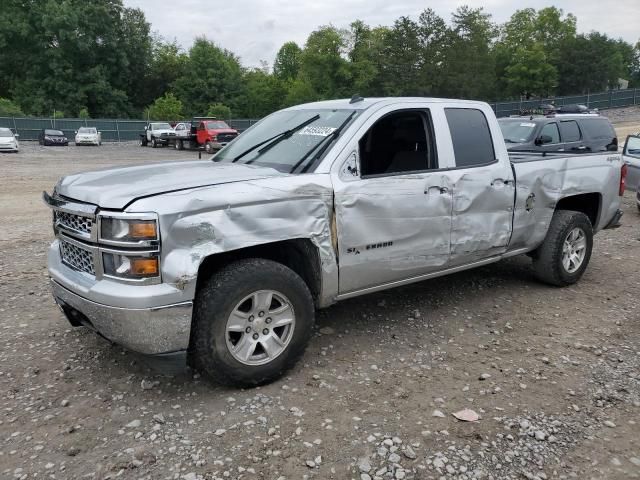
[74,130,78,134]
[535,135,553,146]
[14,134,19,138]
[144,126,148,131]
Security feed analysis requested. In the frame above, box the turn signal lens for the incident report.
[129,222,157,239]
[131,257,159,276]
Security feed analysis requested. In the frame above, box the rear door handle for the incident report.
[425,186,449,195]
[491,179,514,186]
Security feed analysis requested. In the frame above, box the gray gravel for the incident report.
[1,144,639,479]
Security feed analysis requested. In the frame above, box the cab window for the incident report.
[559,121,581,142]
[359,110,437,177]
[445,108,495,168]
[540,123,560,144]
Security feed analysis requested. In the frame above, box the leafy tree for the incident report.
[147,93,183,120]
[376,17,423,96]
[557,33,628,94]
[273,42,302,81]
[78,107,90,119]
[237,70,288,117]
[207,103,232,119]
[298,26,352,99]
[173,37,244,116]
[504,44,558,98]
[439,7,497,99]
[0,98,24,116]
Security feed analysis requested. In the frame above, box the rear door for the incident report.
[623,135,640,191]
[443,107,515,266]
[559,120,585,152]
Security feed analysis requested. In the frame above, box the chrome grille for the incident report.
[60,240,95,275]
[55,211,93,235]
[217,133,237,143]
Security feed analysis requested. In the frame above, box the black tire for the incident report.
[151,137,158,148]
[191,259,315,387]
[204,141,213,154]
[140,137,148,147]
[175,139,184,150]
[532,210,593,287]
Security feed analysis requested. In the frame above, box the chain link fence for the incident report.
[492,88,640,117]
[0,117,260,142]
[2,88,639,141]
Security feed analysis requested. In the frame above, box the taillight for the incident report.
[619,163,627,196]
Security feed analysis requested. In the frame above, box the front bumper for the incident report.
[52,279,192,355]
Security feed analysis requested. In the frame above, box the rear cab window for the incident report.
[445,108,495,167]
[559,120,581,142]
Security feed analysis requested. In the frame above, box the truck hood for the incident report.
[56,160,284,210]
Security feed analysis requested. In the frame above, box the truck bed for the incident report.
[508,150,622,252]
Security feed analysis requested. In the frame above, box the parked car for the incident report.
[39,129,69,146]
[75,127,102,146]
[43,97,625,387]
[139,122,176,148]
[498,114,617,153]
[622,133,640,211]
[172,118,239,152]
[0,127,19,152]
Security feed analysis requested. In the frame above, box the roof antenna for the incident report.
[350,94,364,104]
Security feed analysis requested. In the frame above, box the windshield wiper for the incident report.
[290,111,356,174]
[229,114,320,163]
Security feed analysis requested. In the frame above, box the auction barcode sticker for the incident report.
[298,126,337,137]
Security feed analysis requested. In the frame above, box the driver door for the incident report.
[332,105,454,295]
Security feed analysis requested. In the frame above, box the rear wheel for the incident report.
[532,210,593,286]
[191,259,315,387]
[175,139,184,150]
[140,137,148,147]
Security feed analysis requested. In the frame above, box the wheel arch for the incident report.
[554,192,602,227]
[195,238,323,308]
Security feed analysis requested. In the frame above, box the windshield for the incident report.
[206,121,230,130]
[499,120,537,143]
[213,109,357,173]
[0,129,13,137]
[151,123,172,130]
[45,129,64,136]
[78,127,97,134]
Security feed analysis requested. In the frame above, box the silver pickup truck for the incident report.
[44,97,625,386]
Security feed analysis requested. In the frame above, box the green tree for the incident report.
[439,7,497,99]
[0,98,24,116]
[207,103,232,119]
[237,70,288,117]
[557,33,628,94]
[78,107,90,119]
[147,93,183,120]
[504,44,558,97]
[273,42,302,81]
[173,37,244,116]
[298,26,352,99]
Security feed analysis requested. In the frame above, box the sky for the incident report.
[125,0,639,68]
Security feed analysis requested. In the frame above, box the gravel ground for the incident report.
[1,142,639,480]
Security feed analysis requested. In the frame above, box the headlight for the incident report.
[100,216,158,244]
[103,253,159,279]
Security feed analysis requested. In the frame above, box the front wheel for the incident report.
[532,210,593,286]
[151,137,158,148]
[191,259,315,387]
[204,141,214,154]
